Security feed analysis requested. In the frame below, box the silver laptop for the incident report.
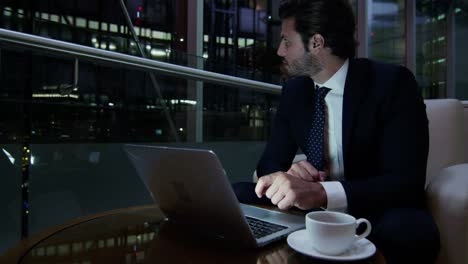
[124,144,305,247]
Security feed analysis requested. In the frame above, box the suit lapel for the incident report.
[295,77,315,148]
[342,59,370,174]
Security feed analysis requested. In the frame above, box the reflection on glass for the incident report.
[0,46,279,144]
[30,230,156,263]
[21,207,281,264]
[0,145,22,254]
[455,3,468,100]
[368,0,406,65]
[416,1,448,98]
[0,2,279,83]
[350,0,358,16]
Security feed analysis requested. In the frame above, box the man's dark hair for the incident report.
[279,0,356,59]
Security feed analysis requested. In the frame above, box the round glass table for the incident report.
[3,205,382,264]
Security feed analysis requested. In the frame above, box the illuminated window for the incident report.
[416,1,448,98]
[46,246,56,256]
[88,20,99,30]
[455,3,468,99]
[72,242,83,253]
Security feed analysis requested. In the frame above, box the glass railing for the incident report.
[0,28,282,254]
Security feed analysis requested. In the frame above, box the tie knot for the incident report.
[315,85,331,98]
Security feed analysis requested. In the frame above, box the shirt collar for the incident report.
[314,59,349,95]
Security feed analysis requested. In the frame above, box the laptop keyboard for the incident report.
[246,216,287,239]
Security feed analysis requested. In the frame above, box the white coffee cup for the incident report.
[305,211,372,255]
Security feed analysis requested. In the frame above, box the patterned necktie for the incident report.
[305,85,331,171]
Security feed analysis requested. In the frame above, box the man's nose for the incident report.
[277,43,285,57]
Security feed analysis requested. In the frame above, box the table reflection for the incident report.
[19,206,374,264]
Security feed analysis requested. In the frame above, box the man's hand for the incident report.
[255,172,327,210]
[287,160,326,182]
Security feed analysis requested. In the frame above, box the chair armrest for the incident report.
[426,164,468,264]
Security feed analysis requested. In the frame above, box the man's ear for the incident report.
[308,33,325,53]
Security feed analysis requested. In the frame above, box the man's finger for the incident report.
[255,174,275,198]
[318,171,327,181]
[270,188,286,205]
[265,175,284,199]
[298,161,319,179]
[277,192,295,210]
[287,165,303,178]
[288,161,320,181]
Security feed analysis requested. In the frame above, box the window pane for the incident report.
[455,3,468,100]
[368,0,406,65]
[416,1,448,98]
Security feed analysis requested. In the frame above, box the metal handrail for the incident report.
[0,28,282,93]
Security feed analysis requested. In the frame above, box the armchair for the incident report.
[425,99,468,264]
[252,99,468,264]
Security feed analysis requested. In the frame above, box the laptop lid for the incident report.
[124,144,304,247]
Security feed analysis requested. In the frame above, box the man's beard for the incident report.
[284,52,323,77]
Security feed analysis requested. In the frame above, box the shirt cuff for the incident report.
[319,181,348,212]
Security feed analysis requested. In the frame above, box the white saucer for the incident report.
[287,229,376,261]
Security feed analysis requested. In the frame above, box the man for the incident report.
[254,0,440,263]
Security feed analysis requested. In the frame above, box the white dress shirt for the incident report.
[314,59,348,212]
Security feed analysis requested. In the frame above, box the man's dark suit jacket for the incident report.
[257,58,429,218]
